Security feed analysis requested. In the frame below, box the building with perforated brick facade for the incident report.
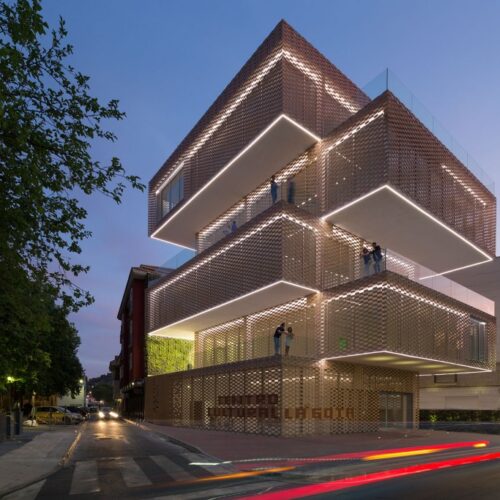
[143,21,496,436]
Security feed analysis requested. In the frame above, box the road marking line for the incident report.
[70,460,100,495]
[182,452,235,474]
[150,455,197,482]
[115,457,152,487]
[150,480,284,499]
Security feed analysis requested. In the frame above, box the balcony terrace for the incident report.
[320,91,496,276]
[148,21,369,249]
[146,203,324,340]
[322,271,495,374]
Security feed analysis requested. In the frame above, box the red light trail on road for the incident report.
[230,440,489,469]
[237,451,500,500]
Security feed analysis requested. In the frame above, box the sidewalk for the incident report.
[139,422,500,466]
[0,425,82,497]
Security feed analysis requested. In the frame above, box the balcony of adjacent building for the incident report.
[321,270,495,375]
[320,71,496,278]
[146,203,323,340]
[147,22,370,249]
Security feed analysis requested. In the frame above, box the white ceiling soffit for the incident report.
[323,351,490,375]
[148,280,318,341]
[152,114,320,248]
[322,184,492,277]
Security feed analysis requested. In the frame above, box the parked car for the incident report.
[87,406,99,421]
[34,406,80,425]
[64,406,88,420]
[64,408,84,424]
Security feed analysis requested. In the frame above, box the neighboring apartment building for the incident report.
[109,355,121,407]
[117,265,171,417]
[143,21,496,436]
[420,257,500,412]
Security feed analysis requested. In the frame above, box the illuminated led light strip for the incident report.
[327,110,384,152]
[322,350,491,373]
[147,280,319,336]
[321,184,493,277]
[153,46,354,195]
[199,153,310,238]
[419,370,493,376]
[154,49,283,191]
[151,113,320,242]
[420,259,493,279]
[282,49,360,113]
[151,212,317,293]
[442,164,488,206]
[326,281,466,316]
[153,46,359,200]
[324,283,387,303]
[154,162,185,196]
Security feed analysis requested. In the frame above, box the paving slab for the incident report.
[140,421,500,464]
[0,426,81,497]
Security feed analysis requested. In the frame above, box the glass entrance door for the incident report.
[379,392,413,428]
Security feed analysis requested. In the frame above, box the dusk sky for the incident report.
[41,0,500,377]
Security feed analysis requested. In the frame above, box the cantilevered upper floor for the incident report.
[146,198,494,346]
[148,20,369,249]
[320,91,496,276]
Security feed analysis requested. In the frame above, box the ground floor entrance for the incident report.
[145,356,419,436]
[379,392,413,428]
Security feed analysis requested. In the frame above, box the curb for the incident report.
[123,419,204,454]
[0,422,86,499]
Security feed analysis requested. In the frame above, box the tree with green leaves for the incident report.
[0,0,143,396]
[91,382,113,404]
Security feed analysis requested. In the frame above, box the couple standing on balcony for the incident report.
[361,242,383,277]
[274,323,294,356]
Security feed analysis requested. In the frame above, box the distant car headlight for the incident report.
[109,411,119,418]
[98,411,105,418]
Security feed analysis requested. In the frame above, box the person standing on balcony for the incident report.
[371,242,383,273]
[274,322,285,355]
[361,246,372,277]
[270,175,278,204]
[285,326,294,356]
[287,178,296,205]
[231,220,237,233]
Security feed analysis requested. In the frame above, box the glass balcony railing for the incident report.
[385,249,494,315]
[161,248,196,270]
[363,68,494,194]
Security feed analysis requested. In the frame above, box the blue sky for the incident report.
[41,0,500,376]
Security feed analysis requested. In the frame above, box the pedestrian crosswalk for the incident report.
[5,451,285,499]
[70,459,100,495]
[63,452,236,496]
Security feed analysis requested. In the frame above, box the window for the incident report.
[469,317,487,362]
[160,170,184,217]
[129,320,133,347]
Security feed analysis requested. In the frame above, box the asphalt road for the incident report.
[310,459,500,499]
[7,421,500,499]
[6,419,286,499]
